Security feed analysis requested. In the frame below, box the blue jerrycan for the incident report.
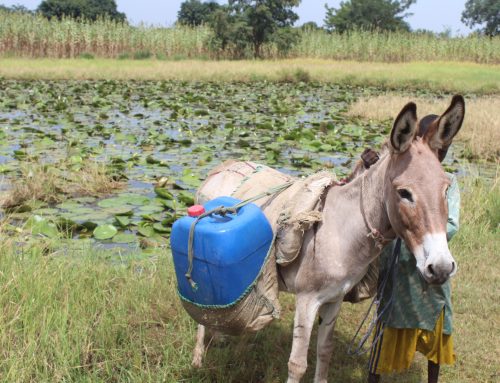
[170,196,273,307]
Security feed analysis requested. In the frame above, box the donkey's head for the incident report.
[384,95,464,284]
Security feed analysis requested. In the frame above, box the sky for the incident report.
[1,0,473,35]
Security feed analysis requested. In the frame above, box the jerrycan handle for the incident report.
[185,204,240,291]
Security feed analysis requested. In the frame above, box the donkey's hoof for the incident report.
[191,356,203,369]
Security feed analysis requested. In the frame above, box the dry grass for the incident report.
[0,161,124,208]
[347,94,500,161]
[0,58,499,94]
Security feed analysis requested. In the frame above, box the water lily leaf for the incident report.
[137,224,155,238]
[180,170,201,188]
[154,187,174,199]
[146,155,169,167]
[119,194,151,206]
[115,215,131,227]
[138,205,164,214]
[26,215,59,238]
[93,224,118,240]
[57,201,82,210]
[178,191,195,205]
[159,199,179,210]
[105,206,134,216]
[112,233,137,244]
[153,222,170,233]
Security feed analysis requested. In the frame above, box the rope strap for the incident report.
[185,181,294,290]
[347,238,401,356]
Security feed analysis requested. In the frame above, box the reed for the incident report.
[295,28,500,64]
[1,10,499,63]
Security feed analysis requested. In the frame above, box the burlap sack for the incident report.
[180,247,280,335]
[198,161,336,265]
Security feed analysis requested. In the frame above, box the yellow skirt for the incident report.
[369,311,455,374]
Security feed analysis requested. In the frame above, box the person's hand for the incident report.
[361,148,380,169]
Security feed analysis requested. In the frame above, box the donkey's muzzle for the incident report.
[423,258,456,285]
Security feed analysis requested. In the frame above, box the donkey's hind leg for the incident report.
[192,324,206,368]
[313,301,342,383]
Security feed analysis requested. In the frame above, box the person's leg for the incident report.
[428,360,440,383]
[367,372,381,383]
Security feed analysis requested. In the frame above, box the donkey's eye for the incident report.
[397,188,414,202]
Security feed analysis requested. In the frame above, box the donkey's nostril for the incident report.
[450,262,456,274]
[427,264,435,276]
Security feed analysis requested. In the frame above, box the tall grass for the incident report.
[295,29,500,64]
[0,11,212,59]
[1,10,499,63]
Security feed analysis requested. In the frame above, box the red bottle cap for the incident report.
[188,205,205,217]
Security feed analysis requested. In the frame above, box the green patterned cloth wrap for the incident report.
[379,173,460,335]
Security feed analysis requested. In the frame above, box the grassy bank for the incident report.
[0,173,498,382]
[0,58,498,94]
[1,11,499,63]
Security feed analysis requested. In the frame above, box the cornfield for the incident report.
[1,10,499,63]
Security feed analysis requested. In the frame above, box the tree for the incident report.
[324,0,416,33]
[212,0,300,58]
[37,0,126,22]
[301,21,321,31]
[177,0,221,26]
[461,0,499,36]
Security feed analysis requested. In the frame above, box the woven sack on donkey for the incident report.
[199,160,337,266]
[180,248,280,335]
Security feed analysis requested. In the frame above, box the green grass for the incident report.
[0,173,498,382]
[0,58,498,94]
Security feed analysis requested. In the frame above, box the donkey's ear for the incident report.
[425,95,464,150]
[390,102,417,153]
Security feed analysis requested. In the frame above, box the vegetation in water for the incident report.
[0,79,396,247]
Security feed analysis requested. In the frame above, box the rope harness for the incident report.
[359,156,392,250]
[347,238,401,356]
[185,181,294,290]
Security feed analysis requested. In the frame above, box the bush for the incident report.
[78,52,94,59]
[133,50,152,60]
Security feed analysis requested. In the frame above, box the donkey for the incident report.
[191,95,465,382]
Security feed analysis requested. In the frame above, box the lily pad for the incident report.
[153,222,170,233]
[26,215,59,238]
[154,187,174,200]
[178,191,195,205]
[93,224,118,240]
[137,224,155,238]
[115,215,131,227]
[112,232,137,244]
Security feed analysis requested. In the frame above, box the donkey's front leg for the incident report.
[192,324,205,368]
[314,301,342,383]
[287,293,320,383]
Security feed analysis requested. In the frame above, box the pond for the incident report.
[0,80,464,250]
